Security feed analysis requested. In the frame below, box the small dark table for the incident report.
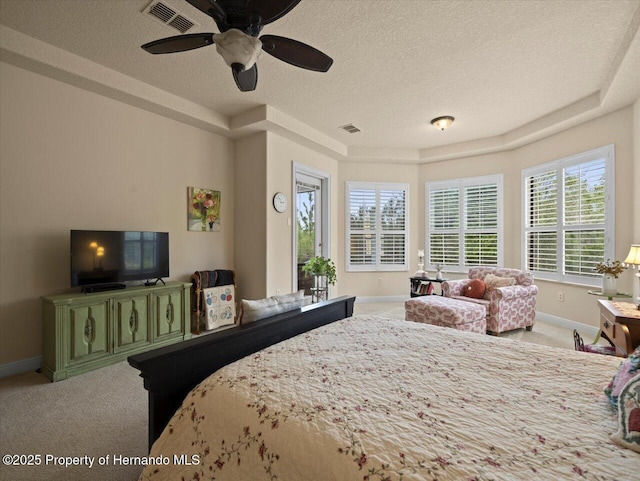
[410,276,448,297]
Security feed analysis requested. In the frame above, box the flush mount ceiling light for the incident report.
[431,116,455,131]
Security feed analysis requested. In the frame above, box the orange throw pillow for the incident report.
[464,279,486,299]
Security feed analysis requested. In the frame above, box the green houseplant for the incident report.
[302,256,337,285]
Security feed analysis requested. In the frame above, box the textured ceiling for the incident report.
[1,0,639,161]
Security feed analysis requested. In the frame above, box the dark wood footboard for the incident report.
[128,295,355,449]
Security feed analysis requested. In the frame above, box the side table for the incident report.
[410,276,448,297]
[597,300,640,357]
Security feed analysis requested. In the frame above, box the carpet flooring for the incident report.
[0,302,607,481]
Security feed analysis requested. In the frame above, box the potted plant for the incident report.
[302,256,337,284]
[302,256,336,302]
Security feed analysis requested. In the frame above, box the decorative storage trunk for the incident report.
[41,282,191,381]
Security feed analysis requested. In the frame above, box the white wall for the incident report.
[0,63,235,365]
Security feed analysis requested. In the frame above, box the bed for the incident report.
[129,297,638,480]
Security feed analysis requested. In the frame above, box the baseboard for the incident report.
[535,311,600,338]
[0,356,42,379]
[355,295,408,304]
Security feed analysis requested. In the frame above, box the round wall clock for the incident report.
[272,192,288,213]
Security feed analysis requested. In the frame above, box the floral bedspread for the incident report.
[139,315,638,481]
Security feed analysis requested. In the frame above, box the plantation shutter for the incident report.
[348,187,377,266]
[464,183,498,265]
[428,187,460,267]
[524,170,558,273]
[522,144,613,285]
[563,159,606,277]
[346,182,408,271]
[379,188,406,265]
[427,175,502,271]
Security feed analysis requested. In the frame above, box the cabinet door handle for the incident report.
[129,310,138,332]
[603,320,609,329]
[84,316,95,343]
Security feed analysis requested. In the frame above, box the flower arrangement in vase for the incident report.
[595,259,627,295]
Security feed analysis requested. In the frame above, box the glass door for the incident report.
[295,172,323,295]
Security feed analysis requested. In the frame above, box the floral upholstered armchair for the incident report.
[442,266,538,335]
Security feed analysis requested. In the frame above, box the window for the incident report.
[346,182,408,271]
[522,144,614,285]
[426,175,503,271]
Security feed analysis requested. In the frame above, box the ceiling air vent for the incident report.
[339,124,361,134]
[144,1,197,34]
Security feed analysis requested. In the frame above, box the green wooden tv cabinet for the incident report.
[41,282,191,381]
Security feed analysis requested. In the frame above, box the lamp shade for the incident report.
[624,244,640,265]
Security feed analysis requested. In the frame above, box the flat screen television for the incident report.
[70,230,169,291]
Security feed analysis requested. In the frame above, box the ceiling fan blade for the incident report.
[260,35,333,72]
[186,0,226,22]
[248,0,301,25]
[141,33,215,54]
[233,64,258,92]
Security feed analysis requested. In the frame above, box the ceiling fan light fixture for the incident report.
[214,29,263,71]
[431,116,455,131]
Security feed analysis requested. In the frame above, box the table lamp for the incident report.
[415,250,426,277]
[624,244,640,309]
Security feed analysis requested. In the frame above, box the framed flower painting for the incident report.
[188,187,221,232]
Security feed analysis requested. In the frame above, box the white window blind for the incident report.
[426,175,503,271]
[522,145,613,285]
[346,182,408,271]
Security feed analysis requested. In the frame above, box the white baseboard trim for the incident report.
[535,311,600,338]
[355,295,408,304]
[0,356,42,379]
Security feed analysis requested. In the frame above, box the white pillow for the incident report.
[240,290,308,324]
[274,290,305,313]
[240,297,280,324]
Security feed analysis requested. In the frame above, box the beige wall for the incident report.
[0,63,235,365]
[515,106,635,326]
[266,132,339,297]
[234,132,268,300]
[338,162,421,297]
[634,98,640,243]
[416,106,636,328]
[632,98,640,302]
[1,60,638,369]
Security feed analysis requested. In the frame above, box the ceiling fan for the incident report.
[141,0,333,92]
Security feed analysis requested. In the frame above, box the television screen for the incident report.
[70,230,169,287]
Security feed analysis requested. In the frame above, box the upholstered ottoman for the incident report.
[405,296,486,334]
